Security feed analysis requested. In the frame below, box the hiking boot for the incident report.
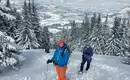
[78,71,83,75]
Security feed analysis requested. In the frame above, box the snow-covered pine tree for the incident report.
[15,12,22,29]
[68,21,79,51]
[120,19,130,56]
[31,0,40,31]
[41,26,50,53]
[0,1,15,32]
[5,0,20,38]
[105,17,122,56]
[15,12,23,41]
[90,14,103,55]
[127,20,130,57]
[0,31,24,71]
[31,0,41,47]
[16,25,39,49]
[52,35,58,49]
[80,14,90,48]
[100,15,110,55]
[23,0,41,48]
[61,25,69,43]
[89,13,97,46]
[62,26,66,40]
[103,15,109,37]
[28,0,31,15]
[16,0,39,49]
[7,19,16,38]
[90,13,97,34]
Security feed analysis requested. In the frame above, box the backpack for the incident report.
[61,47,70,57]
[83,47,93,57]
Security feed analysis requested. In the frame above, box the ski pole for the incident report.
[46,64,48,80]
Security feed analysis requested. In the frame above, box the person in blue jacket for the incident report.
[79,44,93,74]
[47,40,70,80]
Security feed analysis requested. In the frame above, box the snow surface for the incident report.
[0,49,130,80]
[49,29,61,34]
[119,7,130,18]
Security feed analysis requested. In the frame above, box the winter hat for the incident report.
[58,40,65,44]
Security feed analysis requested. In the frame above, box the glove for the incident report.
[47,59,52,64]
[53,61,58,65]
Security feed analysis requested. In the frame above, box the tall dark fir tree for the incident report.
[5,0,20,39]
[31,0,41,47]
[105,17,122,56]
[80,14,90,47]
[101,15,109,55]
[120,19,130,56]
[68,21,79,51]
[90,13,97,34]
[16,0,39,49]
[90,14,103,54]
[41,26,50,53]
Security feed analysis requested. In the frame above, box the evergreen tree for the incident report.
[6,0,11,8]
[16,0,39,49]
[80,15,90,47]
[16,26,39,49]
[53,35,58,49]
[41,26,50,53]
[23,0,28,17]
[101,15,109,55]
[70,21,78,41]
[61,26,66,40]
[15,17,22,43]
[90,14,103,54]
[28,0,32,15]
[31,0,41,47]
[7,19,16,38]
[105,17,122,56]
[5,0,20,38]
[32,0,40,29]
[120,19,130,56]
[0,31,23,71]
[61,26,69,42]
[0,1,15,32]
[127,20,130,56]
[15,12,23,32]
[90,13,97,34]
[69,21,78,51]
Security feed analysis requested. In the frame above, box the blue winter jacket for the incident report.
[83,46,93,61]
[51,44,70,67]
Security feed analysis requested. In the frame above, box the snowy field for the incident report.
[0,49,130,80]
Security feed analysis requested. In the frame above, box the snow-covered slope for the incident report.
[119,7,130,18]
[0,49,130,80]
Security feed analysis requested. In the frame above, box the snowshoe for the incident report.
[121,57,130,65]
[78,71,83,75]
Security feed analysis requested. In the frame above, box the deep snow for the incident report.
[0,49,130,80]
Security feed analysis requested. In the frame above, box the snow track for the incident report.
[0,50,130,80]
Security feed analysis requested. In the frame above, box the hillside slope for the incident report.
[0,49,130,80]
